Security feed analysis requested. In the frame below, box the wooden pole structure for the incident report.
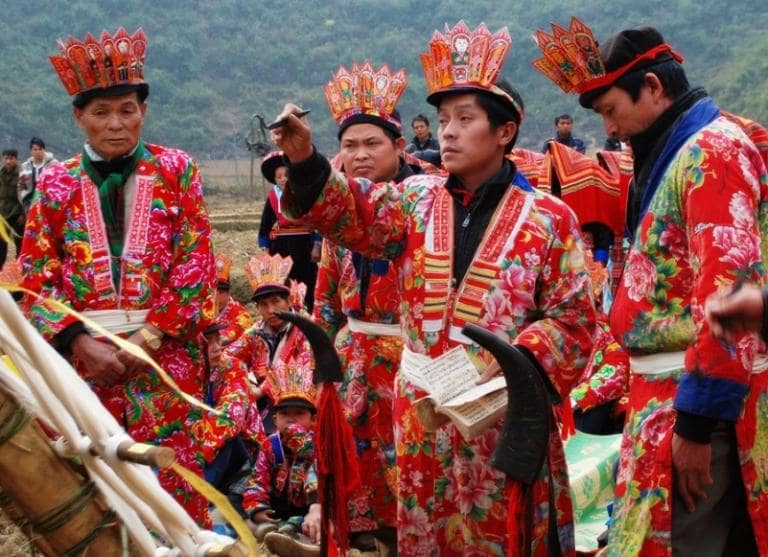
[0,387,125,556]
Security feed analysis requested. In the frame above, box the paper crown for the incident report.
[532,17,682,96]
[268,355,317,411]
[289,279,307,311]
[215,254,232,288]
[420,21,521,117]
[245,252,293,298]
[49,27,147,96]
[324,61,407,129]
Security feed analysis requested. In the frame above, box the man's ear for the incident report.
[643,72,666,102]
[72,106,84,130]
[498,121,517,148]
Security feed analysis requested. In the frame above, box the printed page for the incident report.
[419,346,480,404]
[450,390,507,425]
[443,375,506,407]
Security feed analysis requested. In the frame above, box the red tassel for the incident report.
[556,397,576,441]
[315,384,360,554]
[507,482,529,556]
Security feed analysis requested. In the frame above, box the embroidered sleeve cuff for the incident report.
[673,410,719,444]
[286,147,331,215]
[54,321,88,355]
[258,236,270,249]
[674,372,748,423]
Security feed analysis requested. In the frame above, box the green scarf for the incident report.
[81,141,144,287]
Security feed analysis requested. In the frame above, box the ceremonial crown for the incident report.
[324,62,408,133]
[268,354,317,412]
[532,18,683,98]
[420,21,521,118]
[49,27,147,97]
[245,252,293,300]
[215,254,232,289]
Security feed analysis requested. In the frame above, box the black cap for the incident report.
[72,83,149,109]
[579,27,680,108]
[337,109,402,140]
[273,396,317,414]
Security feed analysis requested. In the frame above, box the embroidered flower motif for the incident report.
[658,222,686,258]
[728,190,756,230]
[623,251,657,302]
[713,226,760,268]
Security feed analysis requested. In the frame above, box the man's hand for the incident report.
[269,103,313,163]
[71,333,126,385]
[476,359,501,385]
[251,508,280,524]
[302,503,321,544]
[672,433,713,512]
[705,285,764,343]
[115,324,163,376]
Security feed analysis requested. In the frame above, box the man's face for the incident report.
[274,165,289,189]
[215,289,230,312]
[412,120,430,141]
[592,81,666,142]
[30,145,45,164]
[73,93,147,161]
[255,293,291,329]
[556,118,573,138]
[437,93,515,185]
[2,155,17,171]
[339,123,404,183]
[205,332,222,367]
[275,406,314,434]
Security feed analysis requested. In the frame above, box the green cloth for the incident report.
[565,431,621,552]
[81,141,144,286]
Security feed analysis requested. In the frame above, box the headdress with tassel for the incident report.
[531,18,683,107]
[214,254,232,290]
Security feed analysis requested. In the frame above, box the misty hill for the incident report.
[1,0,766,164]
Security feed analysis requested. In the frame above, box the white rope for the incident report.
[0,290,237,556]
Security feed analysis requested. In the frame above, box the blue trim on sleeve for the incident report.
[674,373,748,422]
[258,236,271,249]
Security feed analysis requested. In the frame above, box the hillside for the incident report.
[1,0,766,161]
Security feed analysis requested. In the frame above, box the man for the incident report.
[405,114,441,165]
[272,21,596,556]
[534,19,768,555]
[0,149,24,266]
[213,254,253,346]
[542,114,586,154]
[21,28,216,525]
[18,137,57,215]
[314,61,432,553]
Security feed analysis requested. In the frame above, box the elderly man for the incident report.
[21,28,216,525]
[272,21,596,557]
[534,19,768,555]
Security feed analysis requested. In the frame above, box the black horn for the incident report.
[276,311,343,384]
[461,323,551,485]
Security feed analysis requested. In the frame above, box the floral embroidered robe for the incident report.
[607,115,768,555]
[571,314,630,414]
[193,348,265,465]
[20,143,216,525]
[284,166,596,556]
[242,423,317,520]
[215,298,253,347]
[313,239,401,531]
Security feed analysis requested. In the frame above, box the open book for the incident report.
[401,346,507,441]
